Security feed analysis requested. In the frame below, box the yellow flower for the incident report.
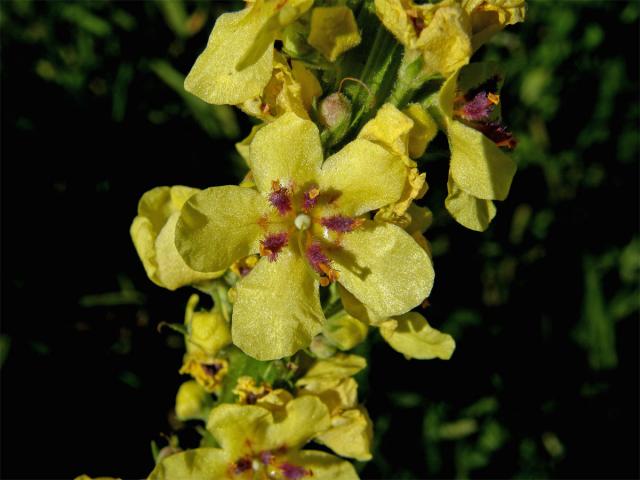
[307,6,362,62]
[357,103,432,219]
[74,476,120,480]
[296,354,373,461]
[149,397,358,480]
[175,380,212,421]
[184,0,313,105]
[184,294,232,356]
[375,0,472,78]
[175,112,434,360]
[375,0,525,78]
[180,353,229,393]
[461,0,526,51]
[432,63,517,231]
[130,186,223,290]
[180,294,231,393]
[339,287,455,360]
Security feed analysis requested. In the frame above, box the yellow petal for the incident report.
[462,0,526,51]
[291,60,322,112]
[403,103,438,158]
[448,119,516,200]
[148,448,228,480]
[184,9,274,105]
[338,284,386,326]
[239,52,309,121]
[416,4,472,78]
[323,310,368,351]
[206,403,272,457]
[318,139,406,216]
[315,407,373,461]
[185,294,232,355]
[374,0,418,47]
[379,312,455,360]
[307,6,362,62]
[237,0,314,70]
[235,125,263,165]
[263,396,331,451]
[175,380,212,421]
[297,353,367,383]
[298,377,359,413]
[249,112,323,194]
[358,103,413,157]
[176,186,269,273]
[357,104,426,216]
[445,175,496,231]
[256,388,295,411]
[131,186,222,290]
[207,397,330,455]
[232,246,324,360]
[332,221,433,318]
[284,450,359,480]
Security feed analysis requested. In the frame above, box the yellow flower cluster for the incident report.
[125,0,526,478]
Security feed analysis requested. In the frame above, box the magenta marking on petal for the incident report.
[260,232,289,262]
[279,462,311,479]
[474,121,517,149]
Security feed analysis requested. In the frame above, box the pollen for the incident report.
[268,180,292,215]
[260,232,289,261]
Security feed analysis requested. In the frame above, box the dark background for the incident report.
[1,1,638,478]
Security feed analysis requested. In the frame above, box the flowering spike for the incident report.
[320,214,364,233]
[260,232,289,261]
[269,180,293,215]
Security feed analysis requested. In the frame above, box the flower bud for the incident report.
[175,380,212,421]
[318,92,351,130]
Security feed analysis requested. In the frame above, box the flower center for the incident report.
[294,213,311,230]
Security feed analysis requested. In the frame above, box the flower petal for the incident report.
[297,353,367,383]
[148,448,229,480]
[249,112,323,194]
[131,186,223,290]
[379,312,455,360]
[232,246,324,360]
[403,103,438,158]
[315,407,374,461]
[176,186,269,273]
[263,396,331,451]
[284,450,359,480]
[184,9,274,105]
[449,120,516,201]
[307,6,362,62]
[332,221,433,318]
[416,4,472,78]
[445,175,497,231]
[207,403,272,457]
[318,139,406,216]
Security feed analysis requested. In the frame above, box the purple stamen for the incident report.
[320,215,361,233]
[260,232,289,262]
[279,463,311,479]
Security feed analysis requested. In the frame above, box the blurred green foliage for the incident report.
[1,0,637,478]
